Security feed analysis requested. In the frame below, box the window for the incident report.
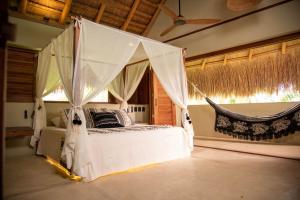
[188,86,300,105]
[43,88,109,102]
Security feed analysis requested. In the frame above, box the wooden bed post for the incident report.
[182,48,187,128]
[73,16,80,72]
[182,48,187,66]
[71,16,81,99]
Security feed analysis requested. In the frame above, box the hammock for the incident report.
[189,82,300,141]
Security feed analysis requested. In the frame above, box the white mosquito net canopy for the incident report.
[32,18,194,180]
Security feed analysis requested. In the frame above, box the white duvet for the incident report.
[38,125,191,182]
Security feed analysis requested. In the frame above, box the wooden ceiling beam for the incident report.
[30,0,64,11]
[142,0,166,36]
[59,0,72,24]
[95,2,106,23]
[103,12,125,23]
[142,0,158,9]
[126,26,143,34]
[27,1,62,16]
[19,0,28,14]
[130,21,146,29]
[109,1,152,20]
[73,1,151,22]
[103,12,145,32]
[9,10,65,29]
[121,0,141,30]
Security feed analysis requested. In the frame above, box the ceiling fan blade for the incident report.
[185,19,221,25]
[159,5,178,20]
[160,24,177,37]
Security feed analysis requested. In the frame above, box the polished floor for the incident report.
[4,146,300,200]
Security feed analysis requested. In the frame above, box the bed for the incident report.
[33,18,194,182]
[37,124,190,181]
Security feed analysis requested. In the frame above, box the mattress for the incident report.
[37,125,191,181]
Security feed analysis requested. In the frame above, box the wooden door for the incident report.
[6,47,37,102]
[150,71,176,125]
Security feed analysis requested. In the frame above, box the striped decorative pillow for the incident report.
[114,109,133,127]
[90,111,123,128]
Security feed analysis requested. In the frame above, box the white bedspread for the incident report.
[38,125,191,182]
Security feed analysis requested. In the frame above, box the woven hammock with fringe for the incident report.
[206,97,300,141]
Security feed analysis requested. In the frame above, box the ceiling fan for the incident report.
[159,0,221,36]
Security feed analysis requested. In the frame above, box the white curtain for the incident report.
[142,40,194,149]
[58,19,141,179]
[31,43,60,147]
[53,24,76,169]
[107,70,124,102]
[108,61,149,109]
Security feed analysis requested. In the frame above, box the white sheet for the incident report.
[82,126,190,181]
[37,126,190,182]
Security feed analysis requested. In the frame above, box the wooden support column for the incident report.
[223,55,228,66]
[201,59,206,70]
[19,0,28,13]
[143,0,166,36]
[281,42,287,54]
[59,0,72,24]
[95,2,106,23]
[1,0,15,197]
[121,0,141,31]
[248,49,253,61]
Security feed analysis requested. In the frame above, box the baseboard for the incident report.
[193,138,300,160]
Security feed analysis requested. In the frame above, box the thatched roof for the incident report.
[186,39,300,99]
[8,0,165,36]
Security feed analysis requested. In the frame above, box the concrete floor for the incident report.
[4,146,300,200]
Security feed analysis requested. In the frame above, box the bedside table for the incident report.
[6,127,33,138]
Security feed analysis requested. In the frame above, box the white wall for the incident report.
[188,102,300,145]
[172,0,300,57]
[8,17,63,49]
[5,102,150,128]
[5,103,34,127]
[148,0,300,57]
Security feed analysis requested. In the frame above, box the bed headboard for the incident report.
[45,103,149,126]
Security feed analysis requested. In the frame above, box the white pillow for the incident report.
[114,109,133,127]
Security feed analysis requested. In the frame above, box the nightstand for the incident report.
[6,127,33,138]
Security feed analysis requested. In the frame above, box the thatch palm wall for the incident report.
[186,39,300,100]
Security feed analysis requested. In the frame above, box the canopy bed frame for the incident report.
[31,18,194,181]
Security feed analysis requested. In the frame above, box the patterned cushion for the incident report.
[113,109,133,127]
[83,108,94,128]
[91,111,124,128]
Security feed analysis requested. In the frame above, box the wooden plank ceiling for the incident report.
[8,0,166,36]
